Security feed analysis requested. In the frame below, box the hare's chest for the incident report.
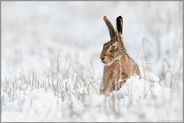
[106,61,121,80]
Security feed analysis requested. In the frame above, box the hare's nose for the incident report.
[101,57,105,61]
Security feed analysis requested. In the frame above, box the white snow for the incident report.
[2,1,183,122]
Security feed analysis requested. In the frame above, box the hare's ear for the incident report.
[103,16,116,39]
[116,16,123,35]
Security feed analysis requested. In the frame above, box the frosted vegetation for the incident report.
[2,1,183,122]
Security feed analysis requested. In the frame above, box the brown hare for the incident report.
[100,16,141,95]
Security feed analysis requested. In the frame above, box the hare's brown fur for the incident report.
[100,16,140,95]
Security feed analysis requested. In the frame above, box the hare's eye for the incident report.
[109,49,113,53]
[111,45,116,50]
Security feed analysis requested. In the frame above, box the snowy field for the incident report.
[2,1,183,122]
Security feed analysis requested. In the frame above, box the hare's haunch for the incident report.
[100,16,141,95]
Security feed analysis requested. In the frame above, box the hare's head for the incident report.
[100,16,126,65]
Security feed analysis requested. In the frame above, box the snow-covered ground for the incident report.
[2,1,183,122]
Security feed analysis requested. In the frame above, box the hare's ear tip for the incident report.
[103,16,107,20]
[117,16,123,20]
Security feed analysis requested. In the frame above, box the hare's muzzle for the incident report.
[101,57,105,63]
[100,55,105,63]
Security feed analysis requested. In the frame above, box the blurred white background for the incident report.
[2,1,182,79]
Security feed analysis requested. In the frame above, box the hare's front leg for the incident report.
[117,73,129,88]
[101,67,112,95]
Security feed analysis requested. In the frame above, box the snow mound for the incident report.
[2,73,176,122]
